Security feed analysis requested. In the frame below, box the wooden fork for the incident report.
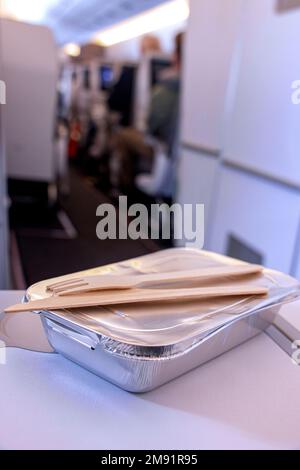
[46,264,263,296]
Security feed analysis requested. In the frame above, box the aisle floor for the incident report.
[11,168,160,287]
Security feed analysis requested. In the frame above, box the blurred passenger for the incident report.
[111,32,184,190]
[140,35,162,56]
[134,35,162,132]
[108,35,162,128]
[70,71,80,116]
[107,65,136,127]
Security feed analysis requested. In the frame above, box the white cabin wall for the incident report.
[0,55,9,288]
[176,0,241,249]
[1,19,58,182]
[178,0,300,276]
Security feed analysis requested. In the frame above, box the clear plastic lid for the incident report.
[26,248,300,348]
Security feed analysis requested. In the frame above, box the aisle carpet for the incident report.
[12,167,160,286]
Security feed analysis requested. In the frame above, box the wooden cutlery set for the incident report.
[5,263,268,314]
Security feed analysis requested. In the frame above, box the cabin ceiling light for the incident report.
[93,0,189,47]
[0,0,59,23]
[63,43,81,57]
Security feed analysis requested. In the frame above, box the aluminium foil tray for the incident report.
[25,248,300,392]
